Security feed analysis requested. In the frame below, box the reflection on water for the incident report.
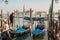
[33,32,45,40]
[15,33,31,40]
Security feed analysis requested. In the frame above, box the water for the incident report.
[0,33,1,37]
[15,33,31,40]
[0,12,59,40]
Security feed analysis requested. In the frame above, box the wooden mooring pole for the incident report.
[30,8,33,40]
[0,9,3,40]
[23,5,25,26]
[1,9,2,26]
[48,0,54,40]
[58,12,60,27]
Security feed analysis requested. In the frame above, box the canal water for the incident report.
[0,13,58,40]
[15,33,31,40]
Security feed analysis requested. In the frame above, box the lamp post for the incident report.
[5,0,8,4]
[0,0,8,4]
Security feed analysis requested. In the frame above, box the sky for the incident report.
[0,0,60,13]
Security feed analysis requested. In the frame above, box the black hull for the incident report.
[9,29,30,37]
[33,30,45,39]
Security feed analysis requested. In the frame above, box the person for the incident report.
[10,12,14,26]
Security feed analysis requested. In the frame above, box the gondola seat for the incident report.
[36,24,44,30]
[22,25,29,29]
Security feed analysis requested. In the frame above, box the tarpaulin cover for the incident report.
[33,28,43,35]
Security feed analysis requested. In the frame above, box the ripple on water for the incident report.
[15,33,31,40]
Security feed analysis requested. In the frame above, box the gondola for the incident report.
[9,25,30,37]
[24,17,35,21]
[33,24,45,36]
[32,19,45,37]
[24,17,38,21]
[24,17,44,21]
[24,17,30,21]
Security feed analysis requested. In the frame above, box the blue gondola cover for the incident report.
[33,28,43,35]
[12,28,26,33]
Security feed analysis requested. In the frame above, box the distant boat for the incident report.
[24,17,44,21]
[24,17,30,21]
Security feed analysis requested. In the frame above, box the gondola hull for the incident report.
[10,28,30,37]
[33,28,45,36]
[32,28,45,39]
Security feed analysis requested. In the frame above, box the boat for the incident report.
[10,27,30,37]
[30,9,45,37]
[10,26,29,34]
[24,17,44,21]
[9,9,30,37]
[33,23,45,35]
[9,15,30,37]
[32,17,45,37]
[24,17,30,21]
